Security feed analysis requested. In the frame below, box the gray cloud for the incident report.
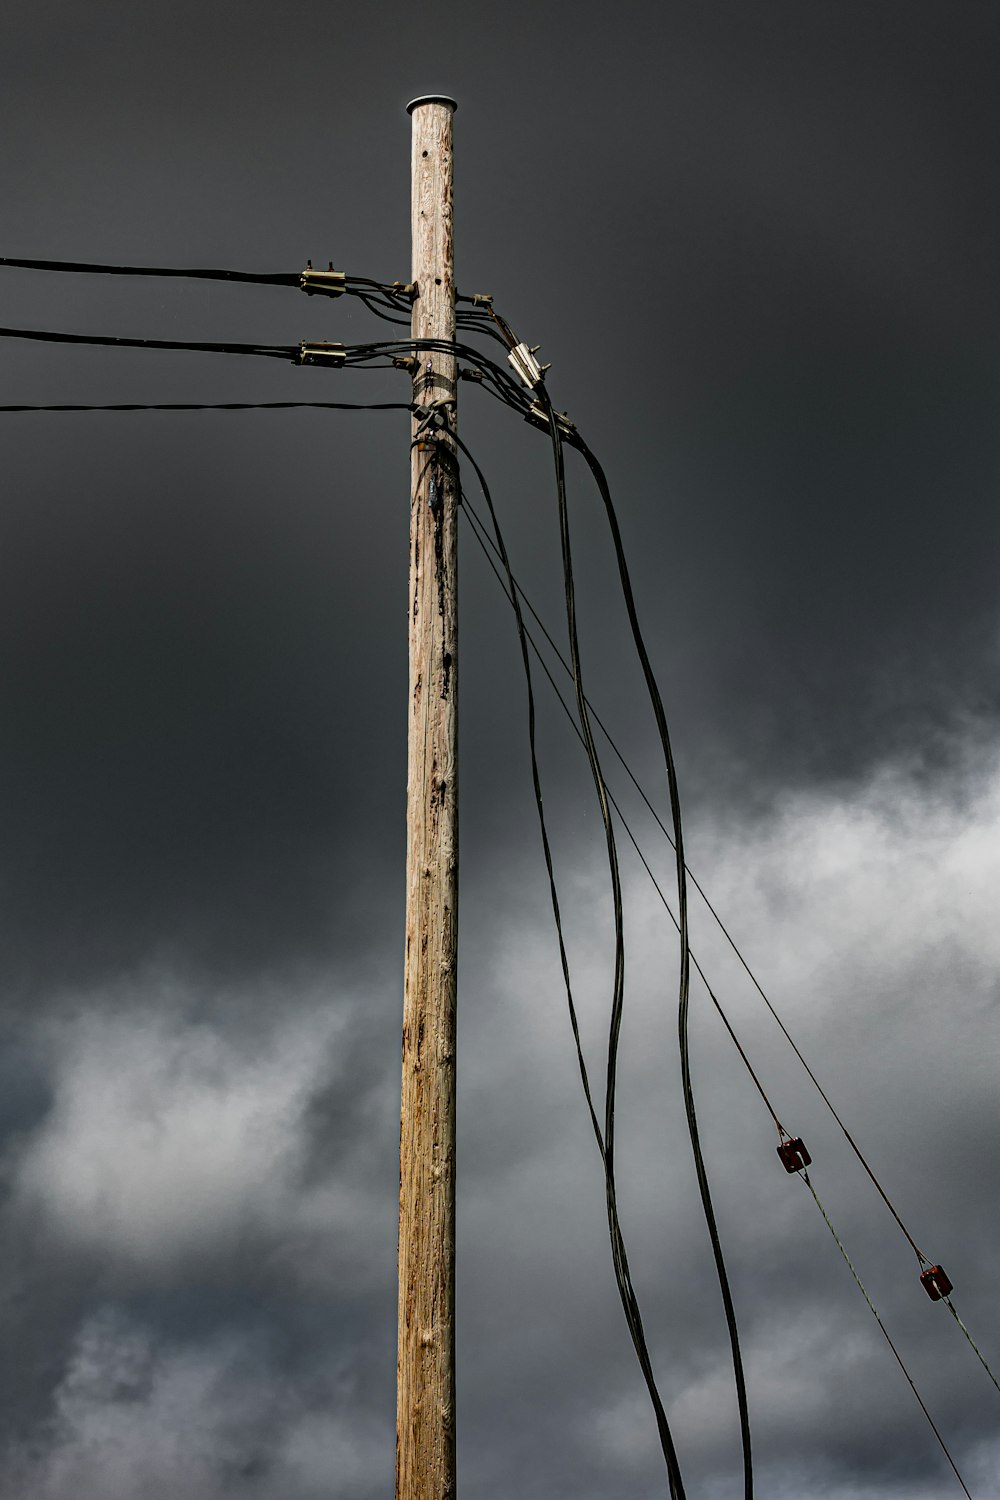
[1,2,998,1495]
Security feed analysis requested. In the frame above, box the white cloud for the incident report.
[10,988,393,1288]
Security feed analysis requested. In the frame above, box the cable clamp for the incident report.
[507,341,550,390]
[524,401,575,439]
[459,366,484,383]
[300,262,347,297]
[390,281,416,298]
[920,1264,953,1301]
[471,292,493,306]
[296,341,346,367]
[411,398,454,426]
[393,355,419,373]
[777,1136,812,1173]
[411,398,455,445]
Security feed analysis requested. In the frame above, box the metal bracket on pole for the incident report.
[524,401,576,439]
[507,340,551,390]
[300,263,347,296]
[295,341,346,366]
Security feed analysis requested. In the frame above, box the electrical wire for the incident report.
[0,255,416,311]
[450,429,688,1500]
[800,1171,973,1498]
[0,401,411,413]
[568,424,753,1498]
[463,423,1000,1423]
[463,481,998,1474]
[511,390,943,1281]
[942,1297,1000,1399]
[0,325,294,359]
[0,255,300,285]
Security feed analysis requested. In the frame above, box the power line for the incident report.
[0,254,414,302]
[462,483,990,1486]
[0,254,299,285]
[800,1170,972,1498]
[568,425,753,1499]
[450,428,689,1500]
[0,325,294,359]
[467,399,940,1277]
[0,400,411,413]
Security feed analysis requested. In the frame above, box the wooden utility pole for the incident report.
[398,94,459,1500]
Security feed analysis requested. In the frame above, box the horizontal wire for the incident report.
[0,255,299,285]
[0,255,413,303]
[0,325,293,358]
[0,401,411,413]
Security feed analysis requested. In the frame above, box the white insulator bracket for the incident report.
[525,401,575,440]
[296,341,346,367]
[300,266,347,297]
[507,341,550,390]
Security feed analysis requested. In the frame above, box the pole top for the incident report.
[406,95,458,115]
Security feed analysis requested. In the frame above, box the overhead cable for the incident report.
[800,1170,972,1498]
[0,400,412,413]
[0,254,415,309]
[566,420,753,1498]
[0,325,295,360]
[0,254,300,285]
[450,430,687,1500]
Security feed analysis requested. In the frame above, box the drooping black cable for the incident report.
[463,415,940,1280]
[568,428,754,1499]
[0,255,300,285]
[465,447,1000,1408]
[527,390,695,1500]
[0,256,417,311]
[0,325,294,359]
[451,431,687,1499]
[0,400,412,413]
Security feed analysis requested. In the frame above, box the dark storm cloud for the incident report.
[0,2,998,1497]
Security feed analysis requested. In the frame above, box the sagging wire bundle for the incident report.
[461,300,1000,1440]
[441,415,689,1500]
[458,485,977,1497]
[473,298,754,1496]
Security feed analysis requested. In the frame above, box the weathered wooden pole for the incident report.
[397,94,459,1500]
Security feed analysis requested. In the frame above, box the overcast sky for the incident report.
[1,2,998,1496]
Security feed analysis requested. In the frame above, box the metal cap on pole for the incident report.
[406,94,458,114]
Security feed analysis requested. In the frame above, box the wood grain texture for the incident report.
[397,98,458,1500]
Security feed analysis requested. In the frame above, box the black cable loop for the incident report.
[567,427,753,1499]
[453,435,687,1500]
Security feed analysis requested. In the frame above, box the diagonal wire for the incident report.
[459,492,785,1137]
[461,435,931,1268]
[942,1298,1000,1398]
[800,1171,972,1498]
